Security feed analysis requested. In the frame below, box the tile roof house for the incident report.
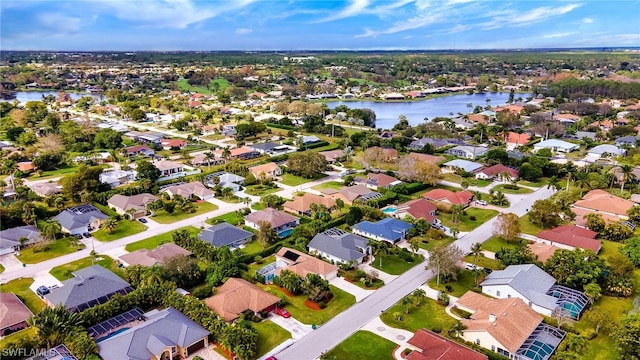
[215,146,260,160]
[456,291,565,360]
[107,193,158,219]
[352,218,414,244]
[571,189,635,223]
[249,162,282,180]
[533,139,579,153]
[480,264,589,319]
[308,228,370,265]
[406,152,447,165]
[0,225,41,256]
[125,145,155,157]
[536,225,601,253]
[527,242,560,262]
[204,278,280,321]
[153,160,184,178]
[29,182,62,197]
[245,208,299,236]
[394,198,438,224]
[0,293,33,336]
[198,222,254,248]
[160,139,187,150]
[445,145,488,159]
[97,307,209,360]
[190,153,224,167]
[283,193,336,216]
[54,204,108,235]
[271,247,338,281]
[16,161,36,173]
[118,243,192,267]
[422,189,474,208]
[475,164,519,181]
[205,171,244,192]
[333,184,382,205]
[443,159,484,173]
[406,329,488,360]
[319,149,346,163]
[44,265,133,312]
[161,182,215,200]
[356,173,403,189]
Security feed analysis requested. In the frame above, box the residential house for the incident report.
[221,124,236,136]
[573,131,597,141]
[245,208,300,236]
[405,329,488,360]
[586,144,625,160]
[124,131,163,144]
[247,142,295,156]
[367,146,398,162]
[506,132,531,150]
[54,204,108,235]
[445,145,488,159]
[249,162,282,180]
[0,225,41,256]
[29,344,77,360]
[161,182,215,200]
[99,170,137,188]
[356,172,402,189]
[554,113,581,125]
[378,130,396,139]
[16,161,35,173]
[97,307,209,360]
[190,153,224,167]
[319,149,346,164]
[198,222,254,248]
[394,198,438,224]
[475,164,519,182]
[443,159,484,173]
[352,218,414,244]
[527,242,560,262]
[118,243,192,267]
[44,265,133,312]
[308,228,370,265]
[0,293,33,336]
[380,92,405,100]
[283,193,336,217]
[536,225,601,253]
[408,138,451,151]
[614,136,639,148]
[456,291,566,360]
[107,193,158,219]
[422,189,474,208]
[204,278,280,321]
[533,139,579,153]
[332,184,383,205]
[206,171,245,192]
[571,189,635,226]
[161,139,187,150]
[467,113,493,124]
[481,264,589,319]
[124,145,154,157]
[301,135,322,145]
[29,182,62,197]
[215,146,260,160]
[406,152,447,165]
[153,160,184,178]
[257,247,338,284]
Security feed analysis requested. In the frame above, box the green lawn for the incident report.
[175,78,229,94]
[312,181,343,191]
[247,255,276,278]
[207,211,243,226]
[241,240,264,255]
[439,208,499,232]
[0,263,4,273]
[92,220,148,242]
[380,296,456,333]
[49,256,124,281]
[259,284,355,325]
[254,320,292,357]
[480,236,528,253]
[0,278,46,313]
[427,270,479,297]
[17,238,85,264]
[280,173,325,187]
[372,252,424,275]
[441,173,491,187]
[0,328,37,349]
[517,178,548,188]
[125,226,200,252]
[152,201,218,224]
[492,184,534,194]
[416,236,456,251]
[325,331,395,360]
[463,254,501,270]
[245,184,281,196]
[519,214,542,236]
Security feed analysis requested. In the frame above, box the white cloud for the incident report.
[480,3,581,30]
[543,32,577,39]
[446,24,471,34]
[37,12,83,33]
[235,28,253,35]
[582,17,594,24]
[316,0,370,23]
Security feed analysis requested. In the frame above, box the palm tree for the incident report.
[102,217,119,234]
[573,170,590,197]
[79,191,92,204]
[221,186,233,200]
[222,147,231,164]
[41,219,62,242]
[547,176,561,191]
[410,289,427,307]
[619,164,635,192]
[469,242,483,286]
[28,305,84,348]
[372,242,388,268]
[54,196,65,209]
[242,197,251,207]
[204,151,215,171]
[408,237,421,254]
[450,204,465,223]
[401,296,413,314]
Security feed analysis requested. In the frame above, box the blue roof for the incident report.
[353,218,414,242]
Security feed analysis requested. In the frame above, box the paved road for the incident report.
[275,186,554,359]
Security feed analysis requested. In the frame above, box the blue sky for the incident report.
[1,0,639,51]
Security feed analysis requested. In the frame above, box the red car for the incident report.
[275,308,291,318]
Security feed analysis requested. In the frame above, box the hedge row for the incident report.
[266,123,297,131]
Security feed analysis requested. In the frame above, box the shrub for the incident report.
[469,215,476,221]
[318,301,327,309]
[503,184,520,190]
[431,326,442,333]
[399,251,414,262]
[582,329,597,340]
[272,276,281,286]
[254,255,263,264]
[445,285,453,292]
[191,285,212,299]
[403,348,412,356]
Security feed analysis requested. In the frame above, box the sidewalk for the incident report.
[361,316,415,360]
[329,277,375,302]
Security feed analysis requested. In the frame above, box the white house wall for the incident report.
[482,285,554,317]
[461,330,511,358]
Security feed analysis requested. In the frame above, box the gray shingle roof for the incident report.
[97,307,209,360]
[480,264,558,311]
[53,205,107,232]
[198,222,254,247]
[0,225,40,250]
[308,228,368,262]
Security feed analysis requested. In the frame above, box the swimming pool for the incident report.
[279,228,294,237]
[97,327,130,343]
[382,207,397,214]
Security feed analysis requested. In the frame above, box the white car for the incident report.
[476,200,487,206]
[465,263,478,270]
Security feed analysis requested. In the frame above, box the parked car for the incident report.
[476,200,487,206]
[36,286,50,296]
[465,263,478,270]
[138,218,148,224]
[275,308,291,318]
[82,232,91,238]
[75,234,83,240]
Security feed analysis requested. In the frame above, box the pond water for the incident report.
[328,92,531,129]
[1,91,101,104]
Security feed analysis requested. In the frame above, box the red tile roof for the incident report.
[506,132,531,145]
[407,329,488,360]
[400,198,437,223]
[422,189,473,205]
[478,164,519,179]
[537,225,601,253]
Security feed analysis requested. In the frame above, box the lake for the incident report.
[1,91,101,104]
[328,92,531,129]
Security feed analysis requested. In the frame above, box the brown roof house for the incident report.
[571,189,636,226]
[257,247,338,284]
[205,278,280,321]
[456,291,565,360]
[244,208,300,236]
[475,164,519,182]
[319,149,346,164]
[153,160,184,178]
[406,329,487,360]
[161,182,215,200]
[393,198,438,224]
[0,293,33,336]
[406,152,447,165]
[249,162,282,180]
[356,172,403,189]
[536,225,601,253]
[107,193,158,219]
[422,189,473,208]
[331,184,382,205]
[283,193,336,217]
[118,243,192,267]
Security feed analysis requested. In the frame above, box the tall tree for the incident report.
[426,245,464,286]
[257,221,277,247]
[492,213,520,242]
[529,199,563,229]
[27,305,85,347]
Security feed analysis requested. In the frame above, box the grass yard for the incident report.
[311,181,343,191]
[241,240,265,255]
[416,236,456,251]
[207,211,243,226]
[517,178,548,188]
[0,278,46,313]
[247,255,276,277]
[17,238,85,264]
[439,208,499,232]
[244,184,281,196]
[463,254,501,270]
[0,328,37,349]
[280,173,325,187]
[380,296,456,333]
[325,331,395,360]
[0,263,4,273]
[480,236,528,253]
[442,173,491,187]
[427,270,479,297]
[259,284,355,325]
[50,256,124,281]
[175,78,229,94]
[372,252,424,275]
[519,214,542,236]
[125,226,200,252]
[492,184,534,194]
[254,320,292,357]
[152,201,218,224]
[92,220,148,242]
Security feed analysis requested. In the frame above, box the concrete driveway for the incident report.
[329,277,375,302]
[268,313,314,340]
[30,271,64,294]
[0,253,23,272]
